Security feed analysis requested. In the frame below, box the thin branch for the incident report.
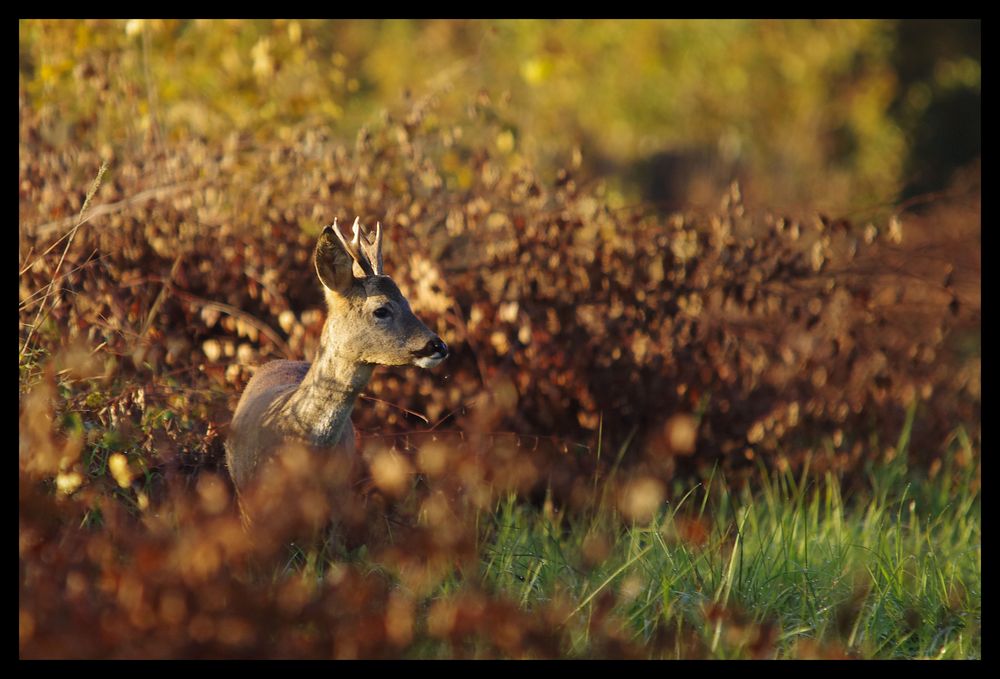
[117,275,294,359]
[139,254,184,340]
[27,179,203,240]
[165,288,293,360]
[19,249,103,311]
[429,397,480,431]
[21,162,108,359]
[357,395,429,424]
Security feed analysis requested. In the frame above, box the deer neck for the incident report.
[281,335,374,447]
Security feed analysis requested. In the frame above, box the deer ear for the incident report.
[314,223,356,294]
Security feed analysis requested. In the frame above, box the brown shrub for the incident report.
[19,94,979,486]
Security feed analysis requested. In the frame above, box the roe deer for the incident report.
[225,217,448,497]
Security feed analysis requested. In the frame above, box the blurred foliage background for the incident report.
[18,16,982,482]
[19,19,980,213]
[18,19,981,659]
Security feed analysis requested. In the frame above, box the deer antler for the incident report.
[330,217,376,278]
[358,221,383,276]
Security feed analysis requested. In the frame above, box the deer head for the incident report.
[313,217,448,368]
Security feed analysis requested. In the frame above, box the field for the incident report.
[19,20,980,659]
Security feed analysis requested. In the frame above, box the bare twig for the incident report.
[139,254,184,340]
[357,395,430,424]
[429,397,481,431]
[158,285,294,360]
[27,179,203,240]
[19,249,103,311]
[115,273,294,359]
[170,292,294,360]
[21,162,108,359]
[359,428,592,454]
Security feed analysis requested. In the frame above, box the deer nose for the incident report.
[427,337,448,358]
[414,337,448,359]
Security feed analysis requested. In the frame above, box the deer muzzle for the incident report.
[412,337,449,368]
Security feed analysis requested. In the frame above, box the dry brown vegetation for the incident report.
[19,90,980,658]
[20,92,979,475]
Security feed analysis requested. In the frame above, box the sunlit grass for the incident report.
[472,439,980,659]
[268,419,981,659]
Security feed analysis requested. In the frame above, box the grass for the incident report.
[267,412,979,659]
[468,444,980,659]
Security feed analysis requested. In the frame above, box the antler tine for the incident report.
[330,217,375,277]
[359,221,383,275]
[352,216,380,277]
[350,216,362,249]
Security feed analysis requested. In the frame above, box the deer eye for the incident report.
[373,306,392,319]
